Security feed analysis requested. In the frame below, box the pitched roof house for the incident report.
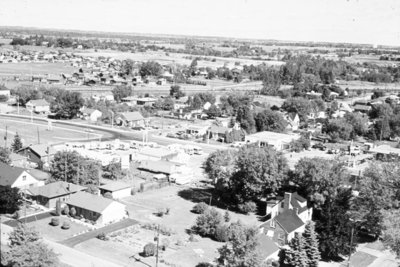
[116,112,145,128]
[18,144,56,167]
[26,99,50,114]
[0,162,44,190]
[27,181,86,208]
[259,192,312,246]
[66,191,127,225]
[285,113,300,131]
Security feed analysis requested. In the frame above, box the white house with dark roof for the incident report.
[26,99,50,114]
[0,162,44,190]
[116,111,145,128]
[259,192,312,245]
[80,107,102,122]
[66,191,126,225]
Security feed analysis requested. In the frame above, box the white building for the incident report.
[245,131,300,151]
[0,162,44,190]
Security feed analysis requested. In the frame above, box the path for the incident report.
[44,239,123,267]
[59,218,138,247]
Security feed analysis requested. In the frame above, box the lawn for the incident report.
[347,251,377,267]
[26,216,90,242]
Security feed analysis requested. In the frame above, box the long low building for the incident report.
[245,131,300,151]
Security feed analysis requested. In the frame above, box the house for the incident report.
[66,191,127,225]
[99,181,132,199]
[25,99,50,114]
[353,105,371,113]
[259,192,312,245]
[17,144,56,167]
[116,112,145,128]
[245,131,300,151]
[80,108,102,122]
[208,126,230,142]
[27,181,86,208]
[186,125,209,138]
[285,113,300,131]
[9,153,28,168]
[257,233,280,261]
[0,89,11,98]
[47,75,62,84]
[136,97,157,107]
[0,162,44,190]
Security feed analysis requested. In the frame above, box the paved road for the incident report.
[59,218,138,247]
[3,211,53,227]
[0,114,228,153]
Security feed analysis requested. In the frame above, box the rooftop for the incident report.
[257,234,279,259]
[66,191,117,214]
[28,181,86,198]
[119,111,144,121]
[274,209,305,233]
[99,181,132,192]
[0,162,26,186]
[246,131,299,142]
[26,99,49,106]
[369,145,400,156]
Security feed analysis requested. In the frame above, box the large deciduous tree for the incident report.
[217,222,262,267]
[112,85,132,103]
[254,109,288,133]
[231,145,288,204]
[51,91,84,119]
[0,185,22,214]
[281,97,312,121]
[236,106,256,134]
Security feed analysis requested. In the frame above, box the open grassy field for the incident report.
[0,62,76,76]
[337,80,400,91]
[0,117,105,148]
[344,54,396,66]
[77,50,284,68]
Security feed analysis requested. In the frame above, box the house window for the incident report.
[270,219,275,228]
[281,202,284,208]
[22,175,26,181]
[278,232,285,241]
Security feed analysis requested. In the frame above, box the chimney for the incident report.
[284,192,291,210]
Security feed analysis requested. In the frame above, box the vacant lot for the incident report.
[0,62,76,76]
[75,185,261,266]
[0,117,105,147]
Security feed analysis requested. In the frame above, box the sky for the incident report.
[0,0,399,46]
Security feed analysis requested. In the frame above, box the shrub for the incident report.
[143,243,156,257]
[189,234,199,242]
[192,208,223,238]
[61,221,70,230]
[51,218,60,226]
[63,205,70,216]
[96,232,109,241]
[238,201,257,214]
[156,208,165,217]
[215,224,230,242]
[192,202,209,214]
[69,207,76,217]
[55,200,61,216]
[161,238,170,251]
[224,211,231,222]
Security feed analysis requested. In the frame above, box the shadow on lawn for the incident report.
[178,187,267,220]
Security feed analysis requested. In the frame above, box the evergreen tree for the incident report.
[303,221,321,267]
[284,233,309,267]
[11,132,23,152]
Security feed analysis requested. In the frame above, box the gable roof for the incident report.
[26,99,49,106]
[120,112,144,121]
[0,162,27,186]
[66,191,119,214]
[257,234,279,259]
[99,181,131,192]
[274,210,305,234]
[26,169,51,181]
[28,181,86,198]
[20,144,56,158]
[81,108,99,115]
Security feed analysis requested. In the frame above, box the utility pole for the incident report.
[37,126,40,144]
[155,224,160,267]
[4,125,7,148]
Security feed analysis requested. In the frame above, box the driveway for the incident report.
[3,211,53,227]
[59,218,138,247]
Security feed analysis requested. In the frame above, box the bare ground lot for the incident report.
[0,117,106,147]
[0,62,76,76]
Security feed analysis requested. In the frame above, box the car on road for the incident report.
[312,143,327,151]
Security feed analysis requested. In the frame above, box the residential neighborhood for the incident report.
[1,2,400,267]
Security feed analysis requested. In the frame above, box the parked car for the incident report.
[312,143,326,151]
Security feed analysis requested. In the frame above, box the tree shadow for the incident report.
[178,187,230,210]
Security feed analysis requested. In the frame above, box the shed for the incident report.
[99,181,132,199]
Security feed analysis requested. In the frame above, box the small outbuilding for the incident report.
[99,181,132,199]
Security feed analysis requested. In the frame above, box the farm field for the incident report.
[336,80,400,91]
[77,50,284,68]
[0,118,106,148]
[0,62,76,76]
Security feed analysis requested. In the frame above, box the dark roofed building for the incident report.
[27,181,86,208]
[18,144,56,167]
[116,112,145,128]
[99,181,132,199]
[0,162,44,189]
[66,191,126,225]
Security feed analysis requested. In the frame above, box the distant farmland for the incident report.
[0,62,76,76]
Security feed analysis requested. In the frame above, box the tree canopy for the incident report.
[0,185,22,214]
[254,109,287,133]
